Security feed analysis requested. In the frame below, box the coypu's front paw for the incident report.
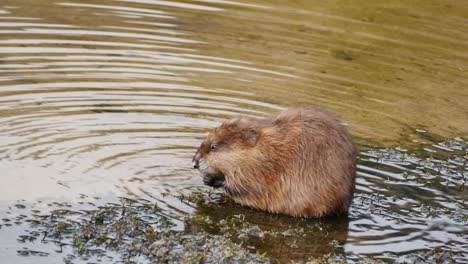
[203,174,225,188]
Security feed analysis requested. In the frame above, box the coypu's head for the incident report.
[192,117,259,188]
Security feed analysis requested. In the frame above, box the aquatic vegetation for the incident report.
[6,197,269,263]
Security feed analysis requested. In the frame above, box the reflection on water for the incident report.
[0,0,467,263]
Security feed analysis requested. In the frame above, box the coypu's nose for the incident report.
[192,152,200,169]
[192,159,199,169]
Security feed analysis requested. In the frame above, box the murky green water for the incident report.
[0,0,467,263]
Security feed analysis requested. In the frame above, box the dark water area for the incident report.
[0,0,467,263]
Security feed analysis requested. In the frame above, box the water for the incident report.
[0,0,467,263]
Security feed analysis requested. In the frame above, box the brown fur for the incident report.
[192,108,356,218]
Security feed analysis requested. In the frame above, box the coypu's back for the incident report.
[193,108,356,217]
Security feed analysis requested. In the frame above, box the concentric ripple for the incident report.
[0,0,467,263]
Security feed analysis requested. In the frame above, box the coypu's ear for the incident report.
[242,128,258,146]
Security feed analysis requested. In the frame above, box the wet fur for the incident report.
[193,108,356,217]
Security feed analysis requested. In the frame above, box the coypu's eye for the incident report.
[210,144,218,151]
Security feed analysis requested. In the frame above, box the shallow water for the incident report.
[0,0,467,263]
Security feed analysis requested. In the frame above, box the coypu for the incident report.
[192,108,356,217]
